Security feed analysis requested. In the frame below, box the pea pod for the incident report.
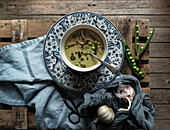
[135,21,139,56]
[122,39,145,78]
[135,26,156,61]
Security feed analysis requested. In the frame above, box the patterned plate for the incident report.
[44,12,124,93]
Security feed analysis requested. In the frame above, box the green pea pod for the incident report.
[122,39,145,78]
[135,21,139,56]
[136,26,156,61]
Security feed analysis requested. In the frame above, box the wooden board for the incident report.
[11,19,28,129]
[0,1,170,15]
[0,18,162,129]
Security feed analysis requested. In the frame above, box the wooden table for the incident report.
[0,0,170,130]
[0,18,150,129]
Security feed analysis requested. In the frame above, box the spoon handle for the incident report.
[90,53,119,74]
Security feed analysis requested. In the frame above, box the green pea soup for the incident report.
[64,29,105,68]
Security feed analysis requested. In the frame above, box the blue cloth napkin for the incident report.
[0,36,155,130]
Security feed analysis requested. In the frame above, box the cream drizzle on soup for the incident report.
[64,29,104,68]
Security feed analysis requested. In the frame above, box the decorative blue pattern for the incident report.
[44,12,124,93]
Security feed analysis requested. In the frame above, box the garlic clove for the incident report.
[93,105,115,124]
[98,106,108,116]
[102,112,114,123]
[99,110,110,119]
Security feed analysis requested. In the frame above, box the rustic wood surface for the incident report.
[0,0,170,129]
[0,18,150,130]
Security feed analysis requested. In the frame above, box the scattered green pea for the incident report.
[132,59,135,62]
[88,42,92,46]
[129,56,133,60]
[139,71,143,75]
[97,42,100,45]
[65,46,69,49]
[133,63,136,66]
[133,66,137,69]
[91,46,95,50]
[97,45,101,48]
[91,51,95,54]
[75,62,79,66]
[94,41,98,44]
[126,48,130,52]
[136,68,139,71]
[127,52,131,55]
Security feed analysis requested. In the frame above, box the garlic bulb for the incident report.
[115,82,135,111]
[93,105,115,124]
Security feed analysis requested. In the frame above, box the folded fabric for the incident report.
[0,36,155,130]
[80,75,155,130]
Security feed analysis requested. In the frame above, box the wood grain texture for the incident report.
[155,120,170,130]
[118,18,133,75]
[11,19,28,129]
[0,15,169,28]
[0,20,12,38]
[0,1,170,15]
[150,43,170,58]
[154,105,170,120]
[28,20,56,38]
[28,112,36,128]
[150,28,170,43]
[12,19,28,42]
[12,106,28,129]
[0,42,11,48]
[150,74,170,88]
[151,89,170,104]
[150,58,170,73]
[0,110,12,127]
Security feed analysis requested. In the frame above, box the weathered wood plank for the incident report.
[150,43,170,58]
[0,110,12,127]
[0,20,12,38]
[118,18,133,75]
[0,42,12,48]
[155,120,170,130]
[150,58,170,73]
[150,28,170,43]
[142,88,150,96]
[154,105,170,119]
[12,19,28,43]
[11,19,28,129]
[28,112,36,128]
[12,106,28,129]
[28,20,56,38]
[0,15,169,28]
[150,74,170,88]
[151,89,170,104]
[1,1,170,15]
[132,19,149,37]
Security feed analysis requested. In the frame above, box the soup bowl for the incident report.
[60,24,108,72]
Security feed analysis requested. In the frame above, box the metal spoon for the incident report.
[90,52,119,74]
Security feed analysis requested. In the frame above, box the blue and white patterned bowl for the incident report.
[44,11,124,93]
[60,24,108,72]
